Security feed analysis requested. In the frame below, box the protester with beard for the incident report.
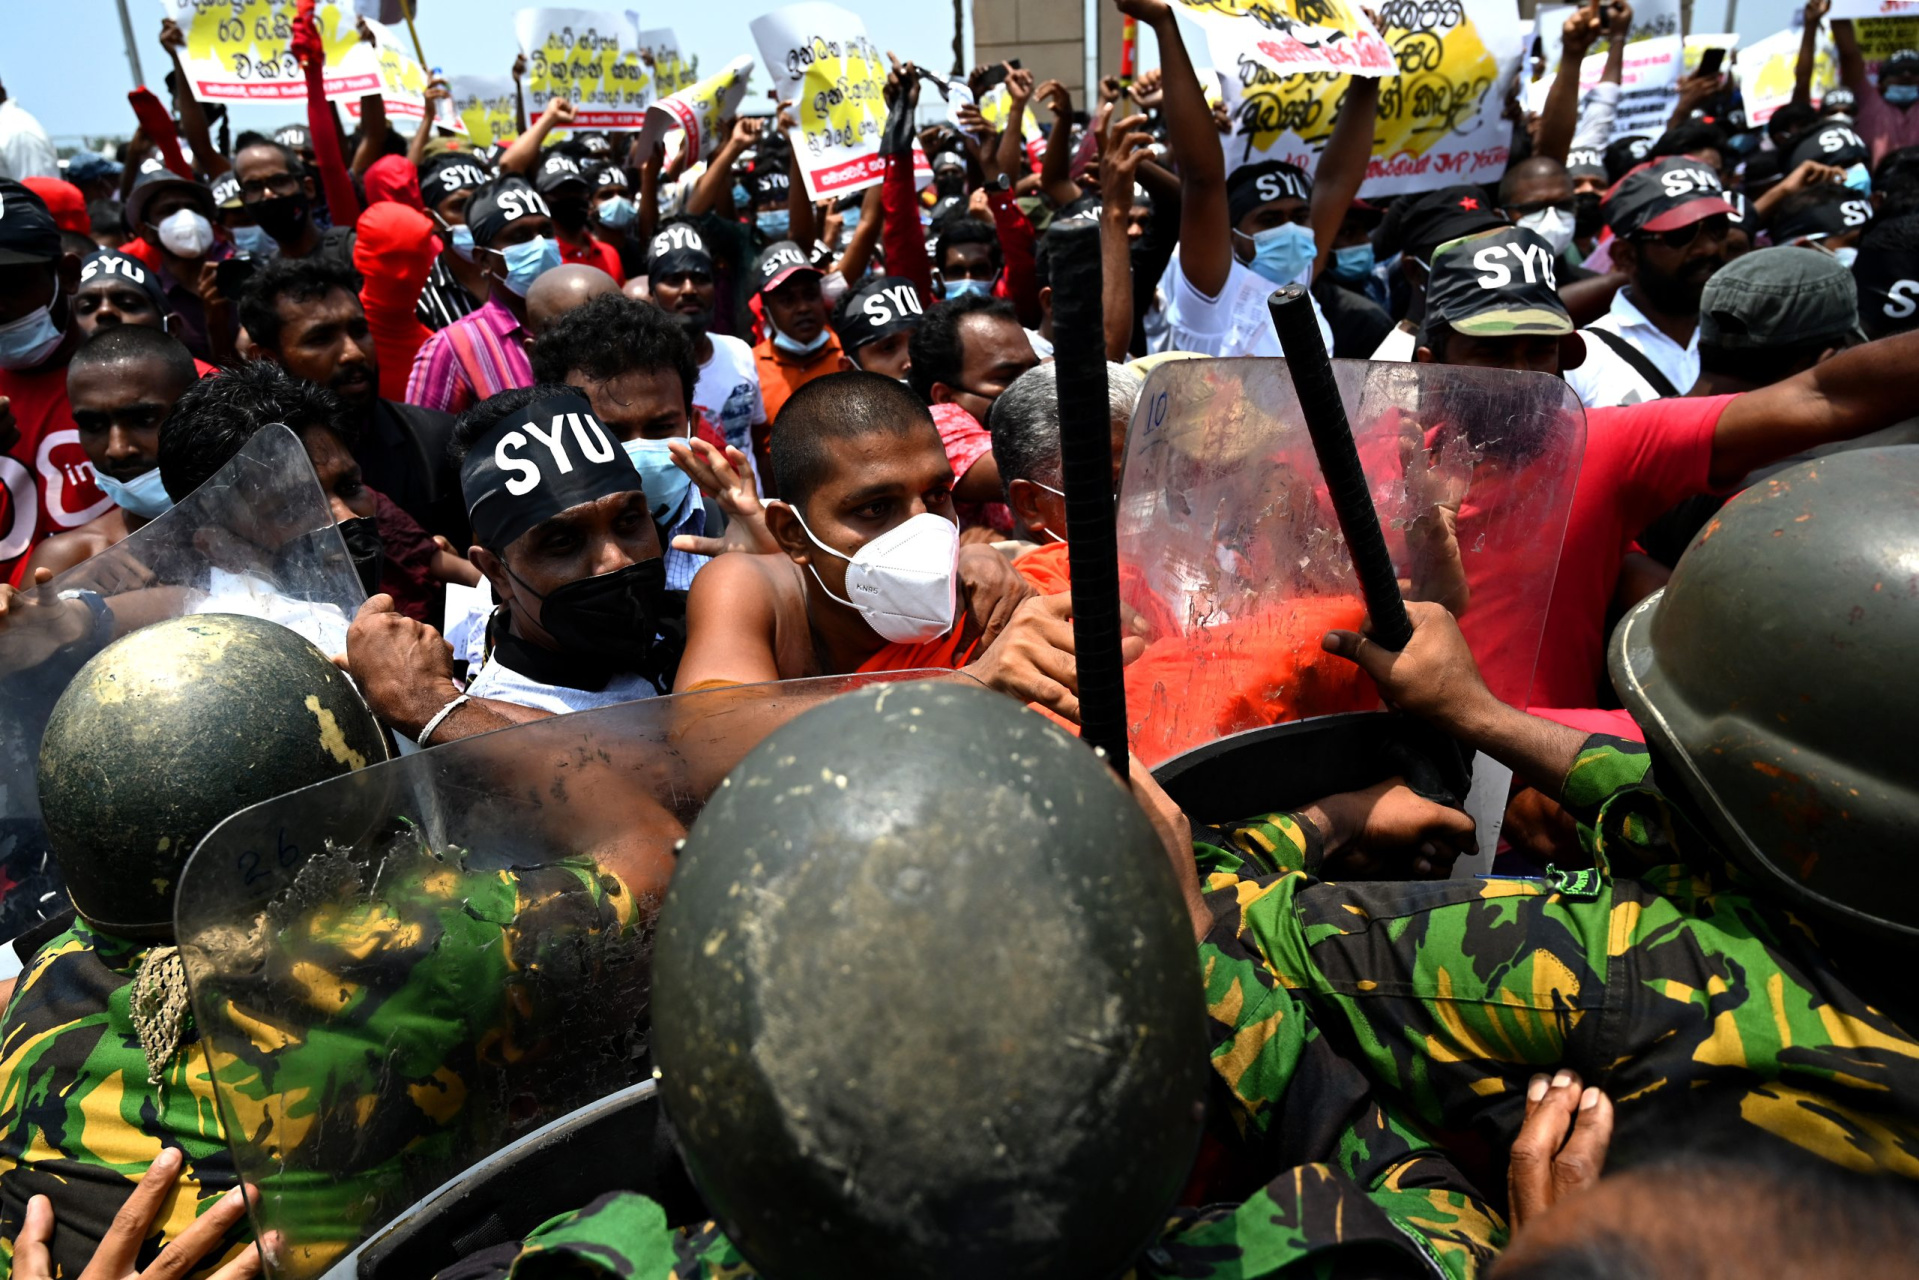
[19,326,198,578]
[231,137,355,269]
[239,256,467,546]
[1565,157,1734,407]
[647,222,766,471]
[158,361,473,620]
[533,152,624,283]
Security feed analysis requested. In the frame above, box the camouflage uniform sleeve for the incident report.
[505,1193,747,1280]
[1556,734,1716,880]
[1186,876,1503,1280]
[1193,813,1324,883]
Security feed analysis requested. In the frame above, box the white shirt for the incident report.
[694,333,765,458]
[1157,248,1334,360]
[0,99,58,181]
[1025,328,1055,360]
[1563,290,1699,409]
[463,655,662,716]
[1370,324,1417,363]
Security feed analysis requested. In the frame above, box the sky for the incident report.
[6,0,1808,147]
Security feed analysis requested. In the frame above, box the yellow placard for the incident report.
[164,0,378,102]
[514,8,655,128]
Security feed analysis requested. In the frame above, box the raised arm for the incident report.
[1308,77,1378,279]
[408,78,449,169]
[1794,0,1831,107]
[512,53,529,134]
[1834,14,1866,95]
[159,18,228,178]
[351,92,389,176]
[1036,80,1082,206]
[635,143,662,253]
[294,17,362,229]
[1099,107,1153,361]
[832,181,886,280]
[685,117,760,217]
[1122,0,1232,296]
[1536,2,1603,163]
[500,97,576,175]
[880,54,936,302]
[1709,327,1919,486]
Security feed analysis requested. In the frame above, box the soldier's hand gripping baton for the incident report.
[1048,220,1129,776]
[1266,285,1415,651]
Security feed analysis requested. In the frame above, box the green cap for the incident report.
[1699,245,1865,350]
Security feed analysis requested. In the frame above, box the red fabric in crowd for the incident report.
[372,489,441,622]
[125,89,193,180]
[354,201,440,403]
[2,358,108,586]
[24,180,89,234]
[363,155,426,211]
[560,235,624,284]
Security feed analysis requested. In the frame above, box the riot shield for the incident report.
[1119,359,1585,859]
[0,427,362,942]
[174,670,973,1280]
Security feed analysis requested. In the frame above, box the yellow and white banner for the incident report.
[1214,0,1523,197]
[1738,25,1837,124]
[639,55,755,163]
[751,3,890,200]
[341,17,441,126]
[1177,0,1393,80]
[636,26,698,94]
[159,0,380,103]
[1854,14,1919,74]
[514,7,655,128]
[1831,0,1919,19]
[448,75,517,146]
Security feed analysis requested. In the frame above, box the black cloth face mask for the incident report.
[1574,191,1604,240]
[510,557,671,674]
[252,190,310,243]
[337,515,383,594]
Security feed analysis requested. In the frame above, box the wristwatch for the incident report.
[989,172,1013,194]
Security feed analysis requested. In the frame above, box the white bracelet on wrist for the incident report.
[418,694,470,746]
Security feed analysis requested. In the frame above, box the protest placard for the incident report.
[514,7,654,127]
[341,17,432,125]
[636,26,698,93]
[638,55,755,163]
[159,0,380,103]
[1830,0,1919,19]
[1212,0,1523,197]
[449,74,517,146]
[1176,0,1394,79]
[751,3,889,200]
[1853,14,1919,73]
[1577,33,1682,137]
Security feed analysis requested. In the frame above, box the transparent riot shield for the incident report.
[1119,359,1585,860]
[174,670,973,1280]
[0,426,362,943]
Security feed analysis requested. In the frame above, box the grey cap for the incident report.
[1698,245,1863,350]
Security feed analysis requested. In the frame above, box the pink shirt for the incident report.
[1853,81,1919,167]
[405,296,534,416]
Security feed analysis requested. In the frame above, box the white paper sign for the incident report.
[514,7,655,128]
[341,18,432,125]
[751,3,890,201]
[159,0,381,104]
[448,75,517,146]
[634,25,698,94]
[1175,0,1394,80]
[1578,33,1683,138]
[1830,0,1919,19]
[638,55,755,163]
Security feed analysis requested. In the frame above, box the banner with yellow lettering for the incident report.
[752,3,889,199]
[449,75,517,147]
[514,7,655,127]
[158,0,380,103]
[638,55,756,163]
[636,26,698,94]
[1853,14,1919,73]
[341,17,434,126]
[1177,0,1393,80]
[1213,0,1524,197]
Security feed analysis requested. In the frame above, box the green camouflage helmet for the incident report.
[37,613,387,939]
[652,680,1209,1280]
[1610,448,1919,944]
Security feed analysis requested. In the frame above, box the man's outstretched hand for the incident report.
[1321,600,1495,735]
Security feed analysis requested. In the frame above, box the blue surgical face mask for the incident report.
[1330,242,1375,282]
[757,209,791,236]
[0,298,64,371]
[1844,162,1873,193]
[943,276,994,299]
[598,196,638,229]
[95,466,173,520]
[497,235,562,296]
[841,207,862,232]
[231,223,277,257]
[1885,82,1919,105]
[1831,244,1860,269]
[732,183,752,207]
[1240,222,1318,286]
[772,325,831,357]
[622,431,693,523]
[449,223,476,261]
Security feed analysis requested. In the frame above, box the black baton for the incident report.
[1267,285,1414,652]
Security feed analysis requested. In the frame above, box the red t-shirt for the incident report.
[2,359,110,586]
[1526,393,1731,710]
[560,235,625,285]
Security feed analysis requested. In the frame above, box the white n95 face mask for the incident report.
[1517,205,1575,257]
[788,507,960,643]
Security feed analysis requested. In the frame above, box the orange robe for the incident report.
[854,624,983,674]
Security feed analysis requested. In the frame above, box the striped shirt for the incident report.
[405,296,534,416]
[415,255,482,332]
[661,497,710,592]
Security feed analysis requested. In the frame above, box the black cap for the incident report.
[648,222,714,278]
[1389,185,1508,265]
[466,177,552,248]
[0,178,62,265]
[1881,49,1919,79]
[533,151,591,194]
[1604,135,1653,183]
[1566,147,1607,181]
[125,159,215,232]
[78,248,169,313]
[1852,212,1919,338]
[1772,188,1874,242]
[274,124,312,150]
[421,154,492,206]
[1424,226,1575,339]
[832,275,926,352]
[1789,122,1869,171]
[754,239,819,293]
[1820,86,1857,113]
[1225,160,1312,227]
[1601,156,1736,237]
[590,162,627,191]
[752,167,792,206]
